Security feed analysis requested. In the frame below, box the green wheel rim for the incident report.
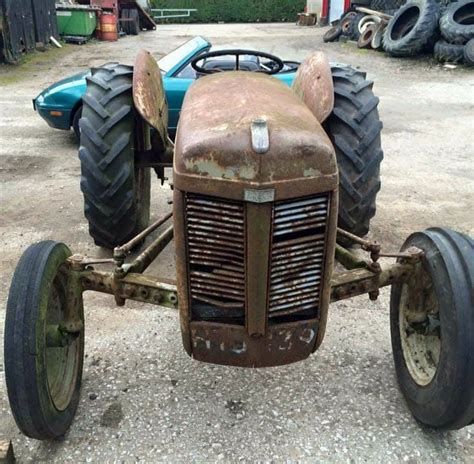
[42,265,83,412]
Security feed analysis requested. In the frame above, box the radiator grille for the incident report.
[268,195,329,317]
[185,194,245,316]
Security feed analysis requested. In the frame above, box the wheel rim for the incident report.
[45,267,81,411]
[399,269,441,386]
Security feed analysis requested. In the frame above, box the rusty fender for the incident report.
[291,52,334,124]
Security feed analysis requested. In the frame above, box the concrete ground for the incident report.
[0,22,473,463]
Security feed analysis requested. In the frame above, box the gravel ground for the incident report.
[0,23,473,463]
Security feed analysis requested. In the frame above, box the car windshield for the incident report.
[158,37,206,73]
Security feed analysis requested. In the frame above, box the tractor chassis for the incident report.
[53,212,424,350]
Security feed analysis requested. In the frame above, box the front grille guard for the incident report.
[184,192,330,325]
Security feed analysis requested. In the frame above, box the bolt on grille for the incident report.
[268,195,329,318]
[185,194,245,318]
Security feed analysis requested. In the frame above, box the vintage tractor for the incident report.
[4,50,473,440]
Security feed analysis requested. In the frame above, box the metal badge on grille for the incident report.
[244,188,275,203]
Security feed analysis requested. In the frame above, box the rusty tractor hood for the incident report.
[174,72,338,202]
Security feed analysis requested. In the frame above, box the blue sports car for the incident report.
[33,36,300,139]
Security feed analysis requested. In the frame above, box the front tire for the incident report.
[79,63,150,249]
[5,241,84,439]
[324,65,383,240]
[390,228,474,430]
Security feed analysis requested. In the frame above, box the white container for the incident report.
[307,0,322,14]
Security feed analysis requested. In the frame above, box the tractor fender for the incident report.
[292,52,334,124]
[133,49,169,152]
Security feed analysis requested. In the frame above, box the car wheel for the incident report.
[72,106,82,142]
[390,228,474,430]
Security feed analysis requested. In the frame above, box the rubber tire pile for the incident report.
[323,0,474,66]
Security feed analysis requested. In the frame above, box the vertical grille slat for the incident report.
[269,194,329,318]
[186,194,245,310]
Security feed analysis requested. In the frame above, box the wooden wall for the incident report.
[0,0,58,63]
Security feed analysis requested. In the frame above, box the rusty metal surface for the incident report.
[173,72,339,367]
[116,211,172,254]
[313,190,338,351]
[291,52,334,124]
[81,270,178,309]
[175,190,338,366]
[335,244,369,270]
[245,203,272,336]
[185,193,246,314]
[174,71,338,202]
[126,225,174,274]
[133,49,169,151]
[190,320,319,368]
[330,263,414,302]
[268,195,329,317]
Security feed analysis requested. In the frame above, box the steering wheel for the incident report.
[191,49,284,75]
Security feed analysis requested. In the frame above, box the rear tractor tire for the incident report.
[79,63,150,249]
[390,228,474,430]
[324,65,383,242]
[129,9,140,36]
[5,241,84,439]
[383,0,440,56]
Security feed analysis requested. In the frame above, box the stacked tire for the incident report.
[382,0,440,56]
[435,0,474,65]
[121,8,140,36]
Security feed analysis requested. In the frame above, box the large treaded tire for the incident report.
[439,0,474,45]
[79,63,150,249]
[464,38,474,65]
[324,65,383,239]
[129,9,140,36]
[390,228,474,430]
[121,9,131,35]
[371,0,406,12]
[434,40,465,63]
[383,0,440,56]
[323,25,343,42]
[348,13,366,40]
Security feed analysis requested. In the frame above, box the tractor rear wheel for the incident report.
[324,65,383,241]
[79,63,150,249]
[390,228,474,430]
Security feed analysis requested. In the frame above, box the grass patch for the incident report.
[0,44,73,86]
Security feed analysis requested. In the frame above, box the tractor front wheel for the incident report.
[390,227,474,430]
[4,241,85,439]
[79,63,150,249]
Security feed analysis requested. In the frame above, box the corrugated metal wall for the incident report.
[0,0,58,64]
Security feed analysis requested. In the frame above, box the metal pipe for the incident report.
[117,212,173,254]
[126,225,174,274]
[337,228,376,249]
[335,244,368,270]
